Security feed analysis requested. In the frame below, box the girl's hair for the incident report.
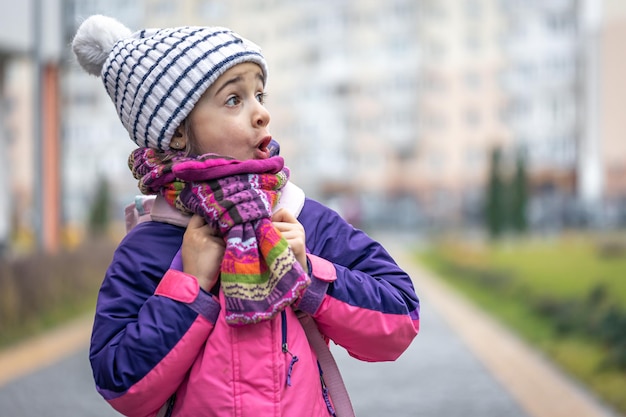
[153,118,196,163]
[178,118,197,156]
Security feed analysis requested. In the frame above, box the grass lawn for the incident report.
[417,233,626,416]
[0,294,98,349]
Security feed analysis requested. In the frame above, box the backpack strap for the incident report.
[151,195,190,228]
[274,181,306,217]
[124,195,156,233]
[298,312,356,417]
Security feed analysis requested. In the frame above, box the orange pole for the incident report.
[42,63,60,253]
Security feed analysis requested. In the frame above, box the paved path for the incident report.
[0,347,120,416]
[0,236,620,417]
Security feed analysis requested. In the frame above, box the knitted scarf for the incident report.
[129,148,310,326]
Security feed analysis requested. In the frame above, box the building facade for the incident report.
[2,0,624,252]
[54,0,626,231]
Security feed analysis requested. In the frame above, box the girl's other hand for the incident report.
[272,208,307,271]
[182,214,225,292]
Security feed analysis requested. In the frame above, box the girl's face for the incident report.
[177,62,272,160]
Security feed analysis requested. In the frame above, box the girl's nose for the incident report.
[255,102,270,127]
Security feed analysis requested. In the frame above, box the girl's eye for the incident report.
[226,96,240,106]
[256,92,267,105]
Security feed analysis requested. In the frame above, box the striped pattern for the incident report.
[129,148,311,326]
[101,26,268,150]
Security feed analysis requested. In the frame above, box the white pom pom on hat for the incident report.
[71,15,268,151]
[72,15,132,76]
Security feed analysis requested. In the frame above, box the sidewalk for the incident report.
[0,239,621,417]
[0,314,93,388]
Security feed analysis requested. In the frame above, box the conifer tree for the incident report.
[511,150,528,233]
[88,176,112,236]
[486,146,506,239]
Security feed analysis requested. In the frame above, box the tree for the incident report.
[510,150,528,233]
[88,176,112,236]
[485,146,506,239]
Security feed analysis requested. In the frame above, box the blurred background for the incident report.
[1,0,624,250]
[0,0,625,415]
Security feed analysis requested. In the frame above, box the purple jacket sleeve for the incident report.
[89,222,220,417]
[296,198,420,362]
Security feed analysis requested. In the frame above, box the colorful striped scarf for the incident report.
[129,148,310,326]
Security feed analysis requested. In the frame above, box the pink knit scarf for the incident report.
[129,148,310,326]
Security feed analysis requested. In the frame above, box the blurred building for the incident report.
[1,0,63,252]
[501,0,582,229]
[137,0,423,227]
[0,2,35,250]
[2,0,625,253]
[58,0,626,231]
[410,0,511,228]
[61,0,143,231]
[498,0,626,229]
[597,1,626,220]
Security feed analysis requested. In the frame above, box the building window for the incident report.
[465,147,483,171]
[427,40,447,60]
[197,2,225,20]
[422,72,447,92]
[146,0,177,17]
[428,151,445,172]
[426,112,447,131]
[464,71,481,89]
[465,33,482,52]
[509,98,531,118]
[464,0,482,19]
[465,109,481,128]
[546,12,574,34]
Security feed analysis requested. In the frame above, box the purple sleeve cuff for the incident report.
[156,269,220,323]
[296,254,336,315]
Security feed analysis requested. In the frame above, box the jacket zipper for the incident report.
[281,310,299,386]
[281,311,336,416]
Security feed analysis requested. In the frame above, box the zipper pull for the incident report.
[281,310,299,386]
[286,354,299,386]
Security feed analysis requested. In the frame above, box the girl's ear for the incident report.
[171,127,187,150]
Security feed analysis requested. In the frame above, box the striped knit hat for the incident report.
[72,15,268,151]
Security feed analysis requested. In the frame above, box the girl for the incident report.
[72,15,420,417]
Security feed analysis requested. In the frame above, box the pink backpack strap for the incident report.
[298,312,356,417]
[124,195,156,233]
[150,195,191,227]
[274,181,305,217]
[124,195,190,232]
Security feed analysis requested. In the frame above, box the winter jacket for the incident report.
[90,185,420,417]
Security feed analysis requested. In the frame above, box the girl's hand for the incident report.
[181,214,225,292]
[272,208,307,271]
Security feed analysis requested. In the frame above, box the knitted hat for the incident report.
[72,15,268,151]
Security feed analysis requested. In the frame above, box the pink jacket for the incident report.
[91,187,420,416]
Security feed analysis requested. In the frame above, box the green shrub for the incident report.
[0,238,115,347]
[417,236,626,415]
[425,242,626,371]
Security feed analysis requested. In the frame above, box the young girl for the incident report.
[72,15,420,417]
